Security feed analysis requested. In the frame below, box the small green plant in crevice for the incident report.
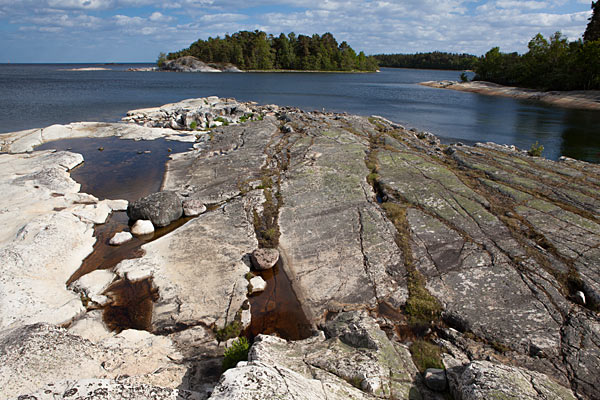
[189,121,198,130]
[528,141,544,157]
[215,320,242,342]
[214,116,230,126]
[222,336,250,371]
[409,340,444,373]
[405,269,442,327]
[381,202,442,328]
[253,176,282,249]
[347,376,363,389]
[239,115,249,123]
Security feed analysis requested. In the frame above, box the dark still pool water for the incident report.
[1,64,599,162]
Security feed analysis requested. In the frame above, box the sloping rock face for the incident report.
[1,99,598,399]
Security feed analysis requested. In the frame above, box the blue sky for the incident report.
[0,0,593,62]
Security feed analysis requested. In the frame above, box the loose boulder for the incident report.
[109,231,133,246]
[131,219,155,236]
[182,199,207,217]
[250,248,279,270]
[249,276,267,294]
[127,191,183,228]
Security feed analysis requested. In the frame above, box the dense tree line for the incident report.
[473,2,600,90]
[372,52,477,70]
[166,31,379,72]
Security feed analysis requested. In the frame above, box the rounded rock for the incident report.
[182,199,207,217]
[131,219,155,236]
[109,231,133,246]
[249,276,267,294]
[127,191,183,228]
[250,248,279,271]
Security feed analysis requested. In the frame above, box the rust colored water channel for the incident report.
[245,259,313,341]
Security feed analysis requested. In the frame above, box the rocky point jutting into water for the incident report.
[0,97,598,400]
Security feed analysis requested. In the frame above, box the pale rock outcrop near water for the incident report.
[421,80,600,110]
[1,97,597,399]
[161,56,243,73]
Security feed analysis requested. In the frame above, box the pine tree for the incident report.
[584,1,600,42]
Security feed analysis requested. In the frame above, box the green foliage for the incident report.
[215,320,242,342]
[166,30,378,72]
[460,72,469,82]
[405,269,442,326]
[222,337,250,371]
[474,31,600,90]
[584,1,600,43]
[409,340,444,373]
[528,141,544,157]
[214,116,229,126]
[373,52,477,70]
[157,52,167,68]
[189,121,198,130]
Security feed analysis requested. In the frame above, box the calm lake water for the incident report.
[1,63,599,162]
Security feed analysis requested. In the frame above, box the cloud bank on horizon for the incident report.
[0,0,593,62]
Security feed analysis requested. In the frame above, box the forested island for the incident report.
[162,30,379,72]
[373,52,477,70]
[472,1,600,90]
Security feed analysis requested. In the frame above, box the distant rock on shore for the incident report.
[420,80,600,111]
[160,56,243,73]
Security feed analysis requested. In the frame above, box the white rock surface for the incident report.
[0,324,189,399]
[11,378,205,400]
[248,276,266,294]
[109,231,133,245]
[131,219,155,236]
[69,270,116,298]
[0,151,101,330]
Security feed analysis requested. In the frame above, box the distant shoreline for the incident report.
[420,80,600,111]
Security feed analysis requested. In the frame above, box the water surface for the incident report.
[2,63,598,162]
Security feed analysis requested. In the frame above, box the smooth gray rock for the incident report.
[127,191,183,227]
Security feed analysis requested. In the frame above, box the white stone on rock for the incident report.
[70,201,111,224]
[182,199,207,217]
[249,276,267,294]
[69,269,116,298]
[105,199,128,211]
[114,257,156,282]
[131,219,155,236]
[109,231,133,245]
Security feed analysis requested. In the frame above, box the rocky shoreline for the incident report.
[1,97,599,399]
[420,80,600,110]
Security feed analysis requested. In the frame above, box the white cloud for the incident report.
[0,0,594,62]
[148,11,173,22]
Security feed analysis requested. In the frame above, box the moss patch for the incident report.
[409,340,444,373]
